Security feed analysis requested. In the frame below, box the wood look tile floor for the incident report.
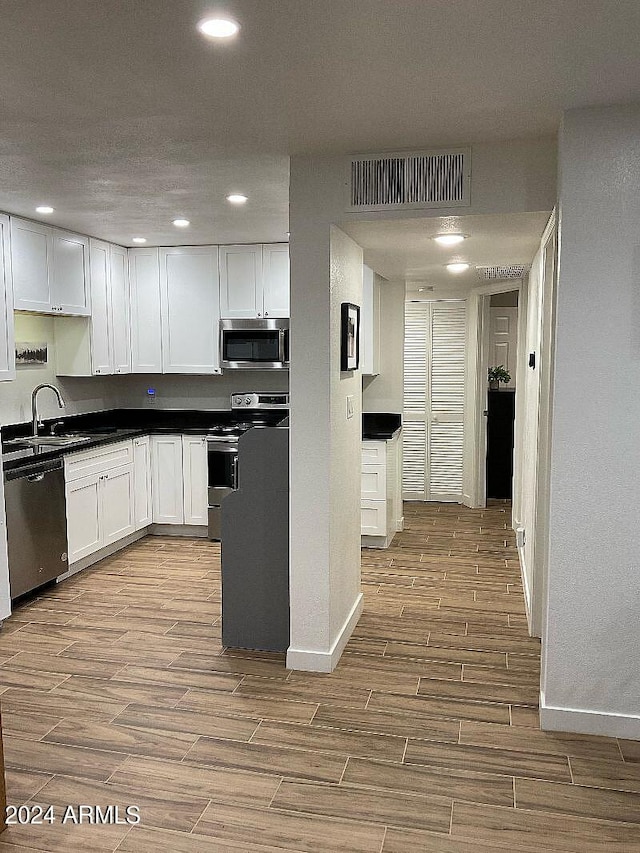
[0,501,638,851]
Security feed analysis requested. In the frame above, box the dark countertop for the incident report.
[1,408,287,472]
[362,412,402,441]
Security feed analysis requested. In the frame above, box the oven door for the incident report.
[207,440,238,540]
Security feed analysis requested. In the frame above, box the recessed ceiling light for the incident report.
[226,194,248,205]
[132,237,147,244]
[35,206,54,214]
[433,233,466,246]
[197,17,240,39]
[446,263,470,274]
[173,219,190,228]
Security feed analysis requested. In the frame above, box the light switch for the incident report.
[346,395,355,419]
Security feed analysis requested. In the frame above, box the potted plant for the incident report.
[488,365,511,390]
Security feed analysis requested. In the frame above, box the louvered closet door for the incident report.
[403,301,466,502]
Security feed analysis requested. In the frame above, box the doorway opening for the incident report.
[486,290,519,502]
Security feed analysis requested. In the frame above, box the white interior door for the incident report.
[489,306,518,387]
[403,301,466,502]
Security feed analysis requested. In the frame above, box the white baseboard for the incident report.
[517,541,532,632]
[287,593,363,673]
[540,690,640,739]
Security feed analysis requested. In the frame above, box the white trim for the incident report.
[148,523,208,538]
[517,539,532,629]
[540,691,640,739]
[286,592,363,673]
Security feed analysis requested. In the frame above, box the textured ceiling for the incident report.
[0,0,638,244]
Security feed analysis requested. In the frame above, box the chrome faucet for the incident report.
[31,384,65,437]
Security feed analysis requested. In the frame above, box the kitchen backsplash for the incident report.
[0,313,289,425]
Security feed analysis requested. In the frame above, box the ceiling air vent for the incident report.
[348,148,470,212]
[475,264,528,281]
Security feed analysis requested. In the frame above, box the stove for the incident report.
[207,392,289,539]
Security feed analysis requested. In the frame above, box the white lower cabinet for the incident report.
[150,434,208,526]
[133,436,152,530]
[361,435,403,547]
[65,441,135,565]
[151,435,184,524]
[182,436,208,525]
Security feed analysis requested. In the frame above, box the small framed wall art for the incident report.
[340,302,360,371]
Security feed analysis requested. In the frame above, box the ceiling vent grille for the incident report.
[475,264,528,281]
[348,148,470,211]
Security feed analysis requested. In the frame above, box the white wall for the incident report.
[542,104,640,738]
[288,139,556,671]
[362,277,405,413]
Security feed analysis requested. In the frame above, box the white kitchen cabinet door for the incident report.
[182,436,208,525]
[11,217,51,312]
[159,246,220,374]
[66,473,102,563]
[262,244,289,318]
[109,244,131,374]
[219,244,262,319]
[51,229,90,315]
[101,464,135,546]
[129,247,162,373]
[0,215,15,382]
[88,239,112,375]
[361,500,387,536]
[151,435,184,524]
[133,436,152,530]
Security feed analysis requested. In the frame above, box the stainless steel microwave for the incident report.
[220,319,290,369]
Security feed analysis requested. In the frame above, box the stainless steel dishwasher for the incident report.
[4,457,68,599]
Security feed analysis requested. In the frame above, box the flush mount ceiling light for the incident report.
[173,218,190,228]
[35,205,54,214]
[197,17,240,39]
[226,194,248,204]
[446,262,470,274]
[132,237,147,244]
[433,233,466,246]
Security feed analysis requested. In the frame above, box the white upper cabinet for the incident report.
[0,215,15,382]
[109,244,131,374]
[51,230,90,315]
[262,243,290,317]
[55,238,131,377]
[11,218,51,312]
[129,247,162,373]
[219,243,289,319]
[88,239,112,375]
[11,217,90,315]
[159,246,220,374]
[219,244,263,319]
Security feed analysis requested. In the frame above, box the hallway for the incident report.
[0,503,637,851]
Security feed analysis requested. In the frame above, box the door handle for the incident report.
[27,473,45,482]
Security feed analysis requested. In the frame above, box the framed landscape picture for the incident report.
[15,342,48,367]
[340,302,360,371]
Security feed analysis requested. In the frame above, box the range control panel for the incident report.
[231,392,290,409]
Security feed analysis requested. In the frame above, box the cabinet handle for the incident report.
[257,312,261,317]
[265,312,269,317]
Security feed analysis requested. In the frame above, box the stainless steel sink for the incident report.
[5,435,92,447]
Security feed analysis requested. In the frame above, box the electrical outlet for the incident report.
[346,395,355,419]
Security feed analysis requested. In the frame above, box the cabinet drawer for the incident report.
[65,439,134,482]
[361,441,386,464]
[361,500,387,536]
[361,464,386,500]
